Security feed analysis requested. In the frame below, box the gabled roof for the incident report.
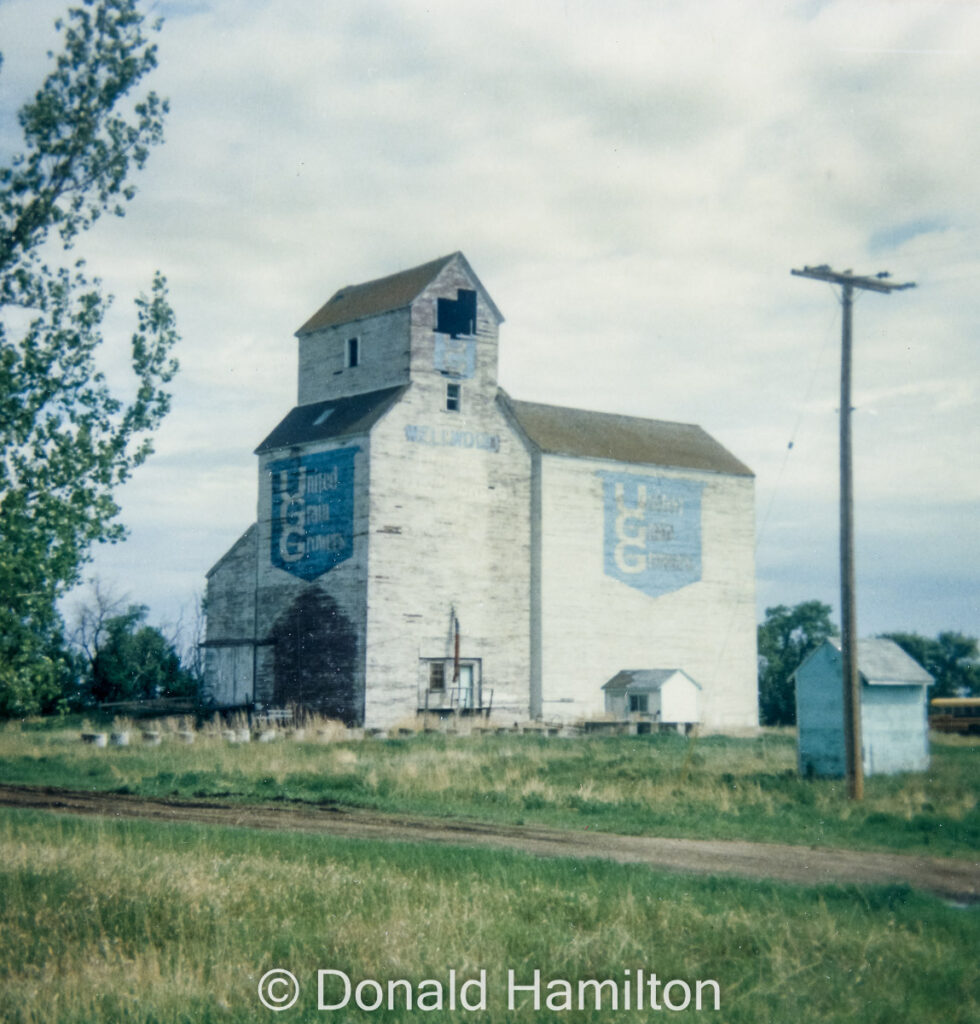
[602,669,701,692]
[830,637,934,687]
[501,393,753,477]
[795,638,933,687]
[206,523,256,579]
[254,386,406,455]
[295,251,503,335]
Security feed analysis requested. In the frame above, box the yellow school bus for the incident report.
[929,697,980,734]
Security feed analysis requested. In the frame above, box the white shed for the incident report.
[602,669,701,732]
[794,638,933,778]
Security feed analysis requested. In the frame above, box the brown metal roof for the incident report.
[255,386,406,455]
[502,394,753,477]
[296,253,460,335]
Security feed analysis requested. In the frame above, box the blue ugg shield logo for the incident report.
[269,447,358,580]
[598,472,704,598]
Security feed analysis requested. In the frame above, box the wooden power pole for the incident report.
[790,265,915,800]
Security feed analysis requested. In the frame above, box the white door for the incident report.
[458,664,474,709]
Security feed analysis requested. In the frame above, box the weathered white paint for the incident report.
[203,253,758,730]
[661,673,700,725]
[203,525,257,706]
[364,388,532,728]
[360,261,530,728]
[863,684,930,775]
[536,454,757,729]
[299,309,413,405]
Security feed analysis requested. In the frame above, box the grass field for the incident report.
[1,718,977,857]
[1,807,977,1024]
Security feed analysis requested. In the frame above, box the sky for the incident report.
[0,0,977,644]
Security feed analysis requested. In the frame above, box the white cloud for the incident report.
[2,0,976,636]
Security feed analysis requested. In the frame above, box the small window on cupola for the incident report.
[346,337,359,368]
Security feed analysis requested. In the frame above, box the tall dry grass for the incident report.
[0,808,977,1023]
[0,722,976,856]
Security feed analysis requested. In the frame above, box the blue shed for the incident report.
[794,638,933,778]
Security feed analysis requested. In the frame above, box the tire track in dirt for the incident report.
[1,783,977,903]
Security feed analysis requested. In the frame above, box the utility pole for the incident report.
[790,265,915,800]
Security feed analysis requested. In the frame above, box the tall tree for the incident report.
[0,0,177,716]
[87,604,194,704]
[758,601,837,725]
[882,631,980,698]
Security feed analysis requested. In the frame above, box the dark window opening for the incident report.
[436,289,477,338]
[446,382,461,412]
[346,337,359,368]
[429,663,445,692]
[628,693,649,713]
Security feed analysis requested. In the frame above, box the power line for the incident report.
[755,298,839,552]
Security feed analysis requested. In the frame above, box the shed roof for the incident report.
[829,637,934,687]
[796,638,934,687]
[602,669,701,692]
[295,252,503,335]
[254,386,406,455]
[502,394,753,477]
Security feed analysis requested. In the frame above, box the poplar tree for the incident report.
[757,601,837,725]
[0,0,178,714]
[883,631,980,698]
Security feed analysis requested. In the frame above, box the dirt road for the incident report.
[2,783,977,903]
